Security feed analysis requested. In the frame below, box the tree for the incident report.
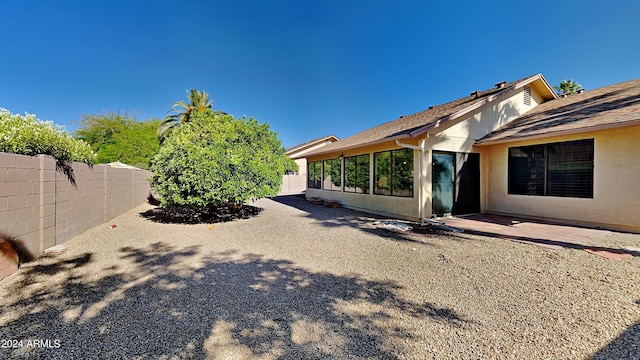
[158,88,225,143]
[0,108,94,164]
[150,111,292,209]
[75,112,160,169]
[553,79,583,95]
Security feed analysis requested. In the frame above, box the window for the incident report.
[307,161,322,189]
[508,139,593,198]
[344,154,370,193]
[374,148,413,197]
[322,158,342,191]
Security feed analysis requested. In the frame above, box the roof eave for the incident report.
[286,135,340,156]
[513,73,558,100]
[475,119,640,146]
[302,134,411,158]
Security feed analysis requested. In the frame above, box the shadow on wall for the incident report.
[0,242,473,358]
[55,159,79,187]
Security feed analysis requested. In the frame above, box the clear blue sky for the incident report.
[2,0,639,148]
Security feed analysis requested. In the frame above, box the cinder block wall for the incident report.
[0,152,152,260]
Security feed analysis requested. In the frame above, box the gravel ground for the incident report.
[1,195,639,359]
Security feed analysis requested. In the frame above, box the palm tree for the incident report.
[158,88,221,143]
[553,79,583,96]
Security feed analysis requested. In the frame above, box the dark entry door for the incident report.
[432,153,455,215]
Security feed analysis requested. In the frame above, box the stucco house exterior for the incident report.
[303,74,640,233]
[280,135,339,194]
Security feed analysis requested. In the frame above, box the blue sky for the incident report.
[2,0,639,148]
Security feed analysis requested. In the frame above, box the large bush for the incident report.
[0,108,95,164]
[149,111,294,208]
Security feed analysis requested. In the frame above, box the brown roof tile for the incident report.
[306,74,543,156]
[477,77,640,144]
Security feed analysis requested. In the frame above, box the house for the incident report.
[280,135,339,194]
[303,74,640,233]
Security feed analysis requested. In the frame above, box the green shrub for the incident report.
[150,111,291,208]
[0,108,95,164]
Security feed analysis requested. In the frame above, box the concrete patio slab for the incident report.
[439,213,635,259]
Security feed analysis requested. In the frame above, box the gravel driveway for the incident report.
[1,195,639,359]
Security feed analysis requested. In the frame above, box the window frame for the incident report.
[373,148,414,197]
[343,153,370,194]
[508,139,594,198]
[322,158,342,191]
[307,160,322,189]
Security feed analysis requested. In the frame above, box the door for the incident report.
[432,153,455,215]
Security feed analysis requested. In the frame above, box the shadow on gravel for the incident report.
[0,242,473,359]
[590,317,640,359]
[271,195,472,245]
[139,204,263,224]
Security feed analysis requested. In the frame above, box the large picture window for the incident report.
[374,148,413,197]
[508,139,594,198]
[307,161,322,189]
[344,154,370,193]
[323,158,342,191]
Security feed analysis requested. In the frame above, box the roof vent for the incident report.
[577,88,585,94]
[495,81,506,89]
[428,105,435,109]
[470,90,479,98]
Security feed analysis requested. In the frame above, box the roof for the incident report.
[106,161,142,169]
[305,74,556,157]
[477,77,640,145]
[285,135,339,156]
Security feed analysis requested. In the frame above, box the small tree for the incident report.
[75,112,160,169]
[158,88,225,143]
[149,111,292,209]
[553,79,583,95]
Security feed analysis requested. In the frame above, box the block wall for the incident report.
[0,152,151,259]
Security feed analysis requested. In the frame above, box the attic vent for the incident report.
[495,81,506,89]
[524,86,532,106]
[428,105,435,109]
[470,90,479,98]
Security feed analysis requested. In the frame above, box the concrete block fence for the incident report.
[0,152,152,260]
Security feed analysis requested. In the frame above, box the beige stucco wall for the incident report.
[281,157,308,194]
[280,138,337,194]
[425,86,542,153]
[418,86,541,217]
[479,125,640,232]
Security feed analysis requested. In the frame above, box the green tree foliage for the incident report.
[75,112,160,169]
[553,79,583,95]
[0,108,95,164]
[150,111,291,208]
[158,88,225,143]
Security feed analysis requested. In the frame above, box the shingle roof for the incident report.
[477,77,640,145]
[305,74,546,156]
[285,134,339,155]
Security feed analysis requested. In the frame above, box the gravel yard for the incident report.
[1,195,639,359]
